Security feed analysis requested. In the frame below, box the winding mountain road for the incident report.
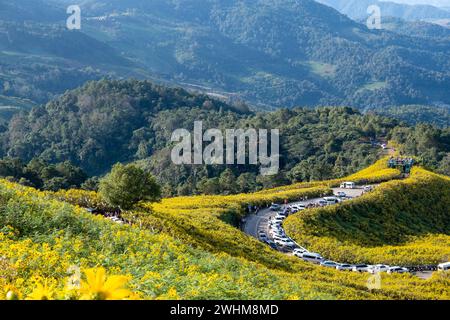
[243,187,364,238]
[242,185,435,279]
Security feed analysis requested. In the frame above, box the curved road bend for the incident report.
[242,186,434,280]
[244,187,364,238]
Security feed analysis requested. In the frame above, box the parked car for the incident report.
[300,252,323,264]
[269,226,283,234]
[275,213,287,219]
[336,191,346,198]
[270,204,282,211]
[292,204,306,211]
[363,186,374,192]
[293,248,308,257]
[274,238,296,248]
[272,233,283,239]
[317,199,328,206]
[288,206,298,213]
[438,262,450,271]
[320,261,340,268]
[368,264,390,274]
[270,231,284,239]
[336,264,353,271]
[340,182,356,189]
[387,267,409,274]
[272,217,284,225]
[352,264,371,273]
[323,196,340,205]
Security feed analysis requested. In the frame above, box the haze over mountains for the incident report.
[317,0,450,21]
[1,0,450,114]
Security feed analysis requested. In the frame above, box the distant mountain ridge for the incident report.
[1,0,450,113]
[317,0,450,21]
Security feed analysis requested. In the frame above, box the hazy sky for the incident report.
[382,0,450,7]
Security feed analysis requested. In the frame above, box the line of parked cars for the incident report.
[268,211,297,249]
[262,202,413,275]
[261,198,449,276]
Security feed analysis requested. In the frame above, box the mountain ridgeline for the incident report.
[0,79,448,196]
[317,0,450,21]
[0,0,450,114]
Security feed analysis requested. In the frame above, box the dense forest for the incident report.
[0,157,88,191]
[317,0,450,21]
[375,105,450,128]
[0,79,448,196]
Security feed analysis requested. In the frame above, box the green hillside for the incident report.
[284,167,450,265]
[1,79,449,196]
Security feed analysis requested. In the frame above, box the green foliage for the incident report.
[2,79,448,196]
[375,105,450,128]
[390,124,450,176]
[0,157,87,191]
[99,163,161,210]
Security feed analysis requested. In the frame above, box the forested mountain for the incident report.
[1,0,450,114]
[0,20,134,105]
[380,16,450,39]
[375,104,450,128]
[317,0,450,21]
[1,79,448,196]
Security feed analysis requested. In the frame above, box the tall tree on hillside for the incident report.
[99,163,161,210]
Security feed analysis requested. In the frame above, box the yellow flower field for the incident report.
[0,157,448,300]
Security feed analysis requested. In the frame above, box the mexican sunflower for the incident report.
[27,281,56,300]
[80,267,132,300]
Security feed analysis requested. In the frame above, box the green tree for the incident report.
[99,163,161,209]
[219,169,237,194]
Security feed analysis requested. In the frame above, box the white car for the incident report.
[272,234,285,242]
[317,199,328,206]
[438,262,450,271]
[300,252,323,264]
[387,267,409,274]
[269,225,283,232]
[269,221,282,229]
[292,204,306,211]
[272,217,284,224]
[320,261,340,268]
[352,264,371,273]
[269,218,281,225]
[323,196,340,205]
[275,213,287,220]
[270,229,284,237]
[274,238,296,248]
[293,248,308,257]
[340,182,356,189]
[368,264,390,274]
[336,264,353,271]
[270,204,282,211]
